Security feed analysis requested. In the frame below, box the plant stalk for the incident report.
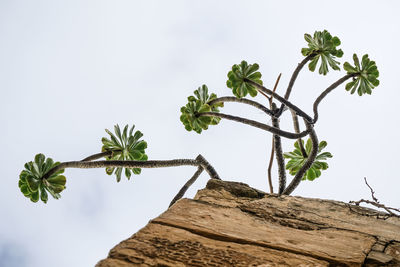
[290,110,307,158]
[42,154,220,180]
[282,120,319,195]
[198,111,310,139]
[169,166,203,207]
[312,74,354,123]
[272,117,286,194]
[244,79,313,122]
[278,54,315,114]
[208,96,274,117]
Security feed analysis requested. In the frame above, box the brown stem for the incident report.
[272,117,286,194]
[312,74,354,123]
[267,137,274,194]
[278,54,315,114]
[80,151,115,161]
[195,154,220,180]
[282,120,319,195]
[290,110,307,158]
[169,166,203,207]
[208,96,274,116]
[42,154,220,180]
[363,177,378,202]
[198,111,310,139]
[266,74,282,194]
[244,79,313,122]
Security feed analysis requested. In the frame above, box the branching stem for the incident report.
[282,120,319,195]
[312,74,354,123]
[266,74,282,194]
[272,117,286,194]
[290,110,307,158]
[42,154,220,180]
[169,166,203,207]
[244,79,313,122]
[278,54,315,114]
[81,151,115,161]
[208,96,274,117]
[198,111,310,139]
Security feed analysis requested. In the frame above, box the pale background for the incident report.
[1,1,399,266]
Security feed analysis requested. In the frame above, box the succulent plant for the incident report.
[284,139,332,181]
[343,54,380,96]
[180,85,223,133]
[102,124,148,182]
[301,30,343,75]
[226,60,263,98]
[19,153,66,203]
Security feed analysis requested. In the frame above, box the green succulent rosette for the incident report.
[343,54,379,96]
[301,30,344,75]
[102,124,148,182]
[284,139,332,181]
[19,153,66,203]
[180,85,223,134]
[226,60,263,98]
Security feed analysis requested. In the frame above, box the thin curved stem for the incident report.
[312,74,354,123]
[282,120,319,195]
[81,151,115,161]
[208,96,274,117]
[272,117,286,194]
[267,137,274,194]
[169,166,203,207]
[42,154,220,180]
[244,79,313,122]
[290,110,307,158]
[198,111,311,139]
[278,54,315,113]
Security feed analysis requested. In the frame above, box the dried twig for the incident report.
[349,177,400,218]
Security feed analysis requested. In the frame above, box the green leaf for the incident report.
[40,185,48,203]
[125,168,131,180]
[115,167,122,182]
[301,30,343,75]
[47,175,66,186]
[30,190,39,203]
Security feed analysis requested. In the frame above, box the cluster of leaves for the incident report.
[180,85,223,133]
[284,139,333,181]
[226,60,263,98]
[102,124,148,182]
[302,30,344,75]
[18,154,66,203]
[344,54,380,95]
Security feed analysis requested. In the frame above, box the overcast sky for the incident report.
[1,1,399,266]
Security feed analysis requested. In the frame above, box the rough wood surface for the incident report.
[96,179,400,266]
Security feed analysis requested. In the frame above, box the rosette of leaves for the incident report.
[343,54,380,96]
[301,30,344,75]
[19,153,66,203]
[226,60,263,98]
[102,124,148,182]
[180,85,223,134]
[284,139,332,181]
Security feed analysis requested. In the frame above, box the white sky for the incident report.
[1,1,399,266]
